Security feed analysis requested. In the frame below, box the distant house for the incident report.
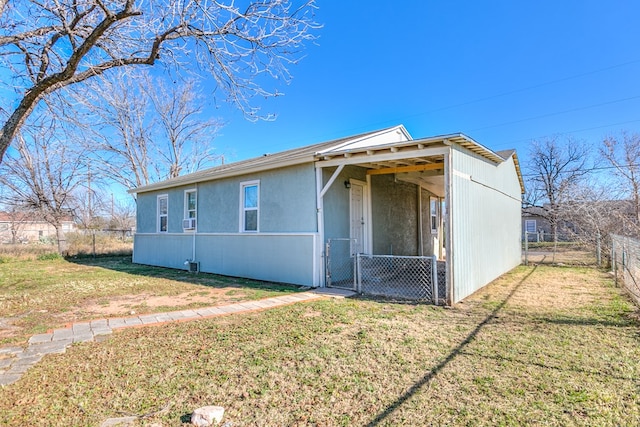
[523,200,636,242]
[0,211,76,244]
[130,125,524,304]
[522,205,552,241]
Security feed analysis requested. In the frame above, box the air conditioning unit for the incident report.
[188,262,199,273]
[182,218,196,230]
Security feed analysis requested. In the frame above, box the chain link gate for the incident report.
[325,238,358,290]
[325,239,445,304]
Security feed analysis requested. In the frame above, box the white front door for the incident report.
[350,180,368,254]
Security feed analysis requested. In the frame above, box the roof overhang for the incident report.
[129,128,525,196]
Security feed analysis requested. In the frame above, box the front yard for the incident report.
[0,259,639,426]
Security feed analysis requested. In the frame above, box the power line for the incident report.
[469,95,640,133]
[521,163,640,177]
[331,58,640,136]
[493,118,640,149]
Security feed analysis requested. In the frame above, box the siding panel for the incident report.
[450,146,522,302]
[133,233,316,286]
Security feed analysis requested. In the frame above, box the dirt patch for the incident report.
[66,288,248,319]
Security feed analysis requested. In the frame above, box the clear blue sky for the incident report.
[211,0,640,166]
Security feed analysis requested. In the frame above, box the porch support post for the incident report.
[417,186,424,256]
[444,151,454,305]
[315,166,325,287]
[315,164,345,287]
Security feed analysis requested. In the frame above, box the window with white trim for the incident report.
[183,189,197,230]
[430,197,438,234]
[185,190,197,219]
[158,195,168,233]
[241,181,259,232]
[525,219,536,233]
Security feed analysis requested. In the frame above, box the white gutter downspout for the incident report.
[315,164,345,287]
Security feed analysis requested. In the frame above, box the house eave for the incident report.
[128,154,316,195]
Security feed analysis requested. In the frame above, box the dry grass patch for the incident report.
[523,243,597,266]
[1,265,639,426]
[0,257,299,346]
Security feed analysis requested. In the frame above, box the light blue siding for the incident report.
[322,165,367,241]
[133,234,193,269]
[133,163,319,285]
[449,146,522,302]
[134,233,316,285]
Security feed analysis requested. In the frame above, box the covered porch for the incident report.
[314,134,464,304]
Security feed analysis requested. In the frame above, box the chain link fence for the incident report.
[325,238,357,290]
[326,239,447,304]
[522,231,598,266]
[611,234,640,306]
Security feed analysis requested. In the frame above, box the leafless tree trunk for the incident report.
[77,73,153,190]
[0,0,8,19]
[145,77,224,179]
[0,121,87,254]
[77,70,223,190]
[527,136,590,260]
[0,0,319,164]
[600,132,640,226]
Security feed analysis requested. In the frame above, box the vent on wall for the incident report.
[182,218,196,229]
[188,262,199,273]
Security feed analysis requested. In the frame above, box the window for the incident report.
[525,219,536,233]
[241,181,259,232]
[158,195,168,233]
[185,190,197,219]
[183,190,197,230]
[430,197,438,234]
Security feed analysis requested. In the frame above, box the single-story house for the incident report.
[522,205,552,241]
[130,125,524,304]
[0,211,76,244]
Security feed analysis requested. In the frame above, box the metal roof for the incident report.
[129,126,525,194]
[129,127,394,194]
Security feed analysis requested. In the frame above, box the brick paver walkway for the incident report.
[0,292,327,387]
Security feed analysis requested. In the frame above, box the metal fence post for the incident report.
[524,231,528,266]
[431,256,438,305]
[325,241,331,287]
[356,253,362,293]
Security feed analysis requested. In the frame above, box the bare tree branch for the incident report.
[526,136,591,244]
[0,117,88,253]
[600,132,640,223]
[75,69,223,190]
[0,0,320,163]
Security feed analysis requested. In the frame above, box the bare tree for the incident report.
[0,120,87,253]
[77,70,223,190]
[558,180,635,267]
[527,136,590,244]
[78,72,154,190]
[108,197,136,237]
[146,77,224,179]
[0,0,319,164]
[600,132,640,224]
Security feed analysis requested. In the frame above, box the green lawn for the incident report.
[1,264,638,426]
[0,256,300,346]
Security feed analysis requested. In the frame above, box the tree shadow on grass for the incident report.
[66,255,302,295]
[366,265,539,427]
